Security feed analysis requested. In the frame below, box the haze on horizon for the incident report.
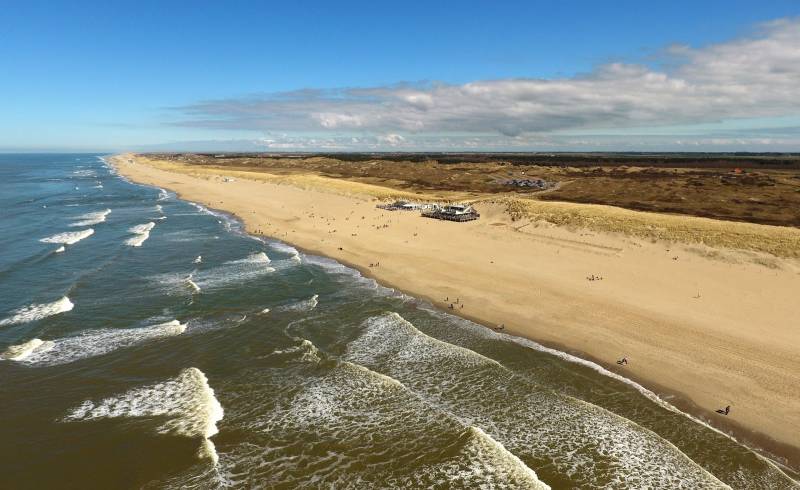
[3,1,800,153]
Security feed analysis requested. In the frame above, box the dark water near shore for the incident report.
[0,154,797,489]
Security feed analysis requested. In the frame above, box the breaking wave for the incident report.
[266,241,302,262]
[64,367,223,463]
[2,319,186,366]
[304,255,400,296]
[426,426,550,489]
[70,209,110,227]
[126,222,155,247]
[0,296,74,326]
[40,228,94,245]
[0,338,55,361]
[344,312,728,488]
[227,251,270,264]
[154,253,275,294]
[277,295,318,312]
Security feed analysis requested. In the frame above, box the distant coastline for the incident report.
[110,153,800,472]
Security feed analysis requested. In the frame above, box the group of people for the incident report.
[445,296,464,310]
[587,274,604,281]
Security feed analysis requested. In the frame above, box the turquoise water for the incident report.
[0,154,796,489]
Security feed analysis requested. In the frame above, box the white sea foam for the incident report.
[187,278,201,293]
[270,338,322,363]
[55,246,65,253]
[1,338,55,361]
[157,189,171,201]
[126,222,155,247]
[428,426,550,489]
[267,241,302,262]
[70,209,111,227]
[0,296,74,326]
[72,169,96,178]
[418,304,795,480]
[304,255,399,295]
[40,228,94,245]
[161,230,207,243]
[228,251,270,264]
[194,255,202,264]
[2,319,186,366]
[155,253,275,294]
[64,367,223,464]
[345,312,728,488]
[278,295,318,312]
[189,202,210,214]
[219,342,549,488]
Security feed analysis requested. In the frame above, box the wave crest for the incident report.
[0,296,74,326]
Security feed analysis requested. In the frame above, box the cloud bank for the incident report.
[172,18,800,150]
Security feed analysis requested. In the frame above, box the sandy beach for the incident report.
[111,153,800,468]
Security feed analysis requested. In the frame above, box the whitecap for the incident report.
[126,222,155,247]
[154,253,275,294]
[64,367,223,463]
[304,255,399,295]
[277,295,318,313]
[227,251,270,264]
[2,319,186,366]
[40,229,94,245]
[428,426,550,489]
[0,296,74,326]
[0,338,55,361]
[70,209,110,227]
[344,312,728,488]
[187,277,201,293]
[267,241,302,262]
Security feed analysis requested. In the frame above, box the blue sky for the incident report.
[2,1,800,151]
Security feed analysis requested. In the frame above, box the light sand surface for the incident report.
[111,154,800,464]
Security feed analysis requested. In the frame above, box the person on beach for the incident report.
[616,357,628,365]
[716,405,731,415]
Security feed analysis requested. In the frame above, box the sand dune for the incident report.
[111,153,800,464]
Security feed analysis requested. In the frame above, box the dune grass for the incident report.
[500,197,800,258]
[134,155,800,259]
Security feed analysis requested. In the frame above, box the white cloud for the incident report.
[171,18,800,149]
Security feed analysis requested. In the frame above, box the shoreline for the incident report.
[302,242,800,471]
[279,239,800,476]
[107,153,800,472]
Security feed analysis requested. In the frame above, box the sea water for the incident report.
[0,154,797,488]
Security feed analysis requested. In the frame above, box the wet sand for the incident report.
[111,153,800,469]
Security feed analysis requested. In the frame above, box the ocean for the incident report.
[0,153,796,489]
